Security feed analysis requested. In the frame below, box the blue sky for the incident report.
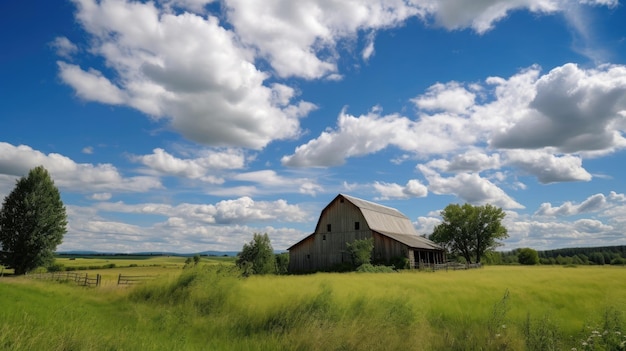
[1,0,625,253]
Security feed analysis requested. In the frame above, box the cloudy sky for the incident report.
[1,0,625,253]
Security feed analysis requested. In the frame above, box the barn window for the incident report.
[354,221,360,230]
[306,254,310,259]
[340,198,344,203]
[327,224,331,232]
[323,234,326,240]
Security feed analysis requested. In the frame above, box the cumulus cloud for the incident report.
[0,142,161,193]
[61,0,315,150]
[418,165,524,209]
[504,149,592,184]
[51,36,79,59]
[374,179,428,200]
[425,151,501,173]
[490,63,626,153]
[231,170,323,196]
[133,148,245,183]
[282,107,474,167]
[535,193,610,217]
[411,81,476,114]
[225,0,424,79]
[94,196,308,224]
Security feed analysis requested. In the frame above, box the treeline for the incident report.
[486,245,626,265]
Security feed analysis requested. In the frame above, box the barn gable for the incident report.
[288,194,444,273]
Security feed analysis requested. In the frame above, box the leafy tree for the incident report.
[236,233,275,275]
[346,237,374,267]
[0,166,67,275]
[430,203,508,264]
[518,248,539,265]
[275,252,289,275]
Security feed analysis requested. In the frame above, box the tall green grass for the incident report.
[1,265,625,350]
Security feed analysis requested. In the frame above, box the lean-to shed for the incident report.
[288,194,444,273]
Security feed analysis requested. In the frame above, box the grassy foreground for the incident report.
[1,265,625,350]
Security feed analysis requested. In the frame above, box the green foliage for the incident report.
[518,248,539,265]
[389,255,410,270]
[524,313,561,351]
[275,252,289,275]
[430,203,508,263]
[236,233,275,275]
[346,237,374,267]
[0,166,67,275]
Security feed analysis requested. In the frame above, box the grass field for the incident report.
[1,264,625,350]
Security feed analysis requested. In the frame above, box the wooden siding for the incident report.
[288,194,445,272]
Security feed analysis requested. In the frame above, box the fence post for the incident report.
[117,273,121,286]
[97,274,101,287]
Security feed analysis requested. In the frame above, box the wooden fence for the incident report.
[32,271,101,287]
[117,274,156,286]
[417,262,482,271]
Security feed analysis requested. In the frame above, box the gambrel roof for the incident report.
[339,194,440,250]
[290,194,441,251]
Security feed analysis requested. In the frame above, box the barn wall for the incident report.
[289,197,373,272]
[372,232,410,263]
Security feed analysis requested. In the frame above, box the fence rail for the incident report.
[117,274,156,286]
[31,271,101,287]
[417,262,482,271]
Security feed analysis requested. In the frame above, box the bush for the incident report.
[518,248,539,265]
[346,238,374,267]
[610,257,625,265]
[47,263,65,272]
[390,256,410,270]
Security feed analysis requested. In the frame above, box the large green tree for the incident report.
[430,203,507,264]
[236,233,275,275]
[0,166,67,275]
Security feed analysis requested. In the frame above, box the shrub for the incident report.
[346,238,374,267]
[518,248,539,265]
[47,263,65,272]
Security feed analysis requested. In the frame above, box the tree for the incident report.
[518,248,539,265]
[0,166,67,275]
[236,233,275,275]
[430,203,507,264]
[346,238,374,268]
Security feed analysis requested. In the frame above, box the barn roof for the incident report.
[283,194,440,251]
[339,194,441,250]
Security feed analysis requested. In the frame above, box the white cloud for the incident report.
[51,36,79,59]
[418,165,524,209]
[535,193,610,217]
[374,179,428,200]
[82,146,94,154]
[231,170,323,196]
[426,0,559,34]
[0,142,162,193]
[426,151,501,173]
[62,0,315,150]
[58,62,126,105]
[90,192,112,201]
[282,107,473,167]
[225,0,424,79]
[413,216,441,236]
[94,196,309,224]
[504,149,592,184]
[411,82,476,114]
[133,148,245,183]
[490,63,626,153]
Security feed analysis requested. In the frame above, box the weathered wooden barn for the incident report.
[288,194,444,273]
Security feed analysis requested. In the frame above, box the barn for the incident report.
[288,194,445,273]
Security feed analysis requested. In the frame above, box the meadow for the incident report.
[1,261,625,350]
